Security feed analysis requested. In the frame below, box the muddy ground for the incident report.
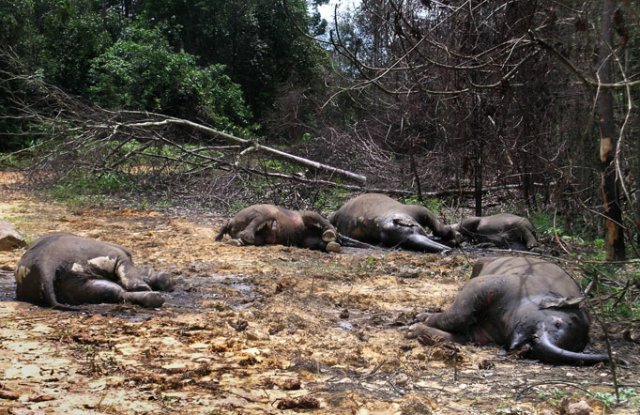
[0,172,638,415]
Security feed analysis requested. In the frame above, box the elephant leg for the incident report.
[122,291,165,308]
[143,271,174,292]
[522,228,538,249]
[56,278,130,305]
[57,278,164,307]
[405,323,457,342]
[425,276,504,335]
[301,212,337,242]
[86,254,151,292]
[237,217,274,245]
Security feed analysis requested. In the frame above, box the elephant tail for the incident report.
[532,330,628,366]
[215,221,230,241]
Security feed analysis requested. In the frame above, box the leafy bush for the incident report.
[89,26,254,136]
[50,171,137,205]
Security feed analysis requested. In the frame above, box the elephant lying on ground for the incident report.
[453,213,538,250]
[216,204,341,252]
[329,193,459,253]
[15,233,173,310]
[409,256,627,365]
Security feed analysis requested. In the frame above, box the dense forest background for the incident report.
[1,0,639,260]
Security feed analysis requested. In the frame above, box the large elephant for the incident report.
[452,213,538,250]
[15,233,173,310]
[329,193,458,253]
[215,204,341,252]
[410,256,627,365]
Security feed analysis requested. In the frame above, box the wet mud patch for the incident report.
[168,272,262,312]
[0,268,16,302]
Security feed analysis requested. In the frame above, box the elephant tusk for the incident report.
[532,329,628,366]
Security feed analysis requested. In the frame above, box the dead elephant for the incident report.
[410,256,627,365]
[329,193,458,253]
[215,204,341,252]
[15,233,174,310]
[452,213,538,250]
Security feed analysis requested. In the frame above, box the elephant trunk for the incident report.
[337,234,378,249]
[532,329,628,366]
[403,234,451,253]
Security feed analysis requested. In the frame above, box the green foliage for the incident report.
[258,159,300,174]
[530,211,563,237]
[311,186,350,212]
[536,388,568,405]
[0,0,36,51]
[89,26,253,136]
[50,171,137,206]
[138,0,328,119]
[103,139,226,173]
[1,0,327,150]
[402,196,443,213]
[590,388,638,409]
[530,211,606,257]
[37,0,115,93]
[580,262,640,318]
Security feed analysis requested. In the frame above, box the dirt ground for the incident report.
[0,172,638,415]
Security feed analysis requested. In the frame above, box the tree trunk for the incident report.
[597,0,625,261]
[473,137,483,217]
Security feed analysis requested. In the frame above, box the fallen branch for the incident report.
[118,116,367,184]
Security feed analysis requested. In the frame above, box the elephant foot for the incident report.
[127,281,152,292]
[322,229,337,243]
[124,291,165,308]
[405,323,454,343]
[325,241,341,253]
[145,272,175,292]
[238,231,255,245]
[413,311,433,323]
[227,238,244,247]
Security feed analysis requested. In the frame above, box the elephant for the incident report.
[329,193,459,253]
[409,256,627,365]
[15,233,173,310]
[452,213,538,250]
[215,204,341,252]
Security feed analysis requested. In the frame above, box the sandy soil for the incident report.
[0,172,638,415]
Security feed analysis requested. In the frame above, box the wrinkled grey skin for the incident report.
[411,257,627,365]
[215,204,340,252]
[452,213,538,250]
[15,233,173,310]
[329,193,458,253]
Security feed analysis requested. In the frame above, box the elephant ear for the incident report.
[538,294,584,310]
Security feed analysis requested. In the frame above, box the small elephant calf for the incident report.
[15,233,173,310]
[452,213,538,250]
[216,204,341,252]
